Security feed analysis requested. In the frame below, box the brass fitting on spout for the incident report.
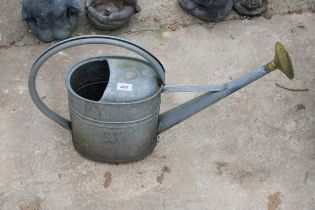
[267,42,294,79]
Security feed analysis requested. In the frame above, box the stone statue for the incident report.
[233,0,268,16]
[85,0,141,31]
[21,0,82,42]
[179,0,233,22]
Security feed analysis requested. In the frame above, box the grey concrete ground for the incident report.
[0,1,315,210]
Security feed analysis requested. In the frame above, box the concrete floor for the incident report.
[0,1,315,210]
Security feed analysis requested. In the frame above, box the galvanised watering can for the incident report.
[29,35,294,163]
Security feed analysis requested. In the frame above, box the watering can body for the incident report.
[66,56,163,162]
[29,35,294,163]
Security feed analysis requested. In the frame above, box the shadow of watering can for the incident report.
[29,35,294,163]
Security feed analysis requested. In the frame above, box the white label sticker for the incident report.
[117,83,133,91]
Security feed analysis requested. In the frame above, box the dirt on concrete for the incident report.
[103,171,112,188]
[267,192,281,210]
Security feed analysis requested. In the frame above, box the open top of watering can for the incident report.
[67,56,160,103]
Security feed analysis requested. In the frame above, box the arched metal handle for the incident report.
[28,35,166,130]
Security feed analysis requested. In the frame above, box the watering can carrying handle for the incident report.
[28,35,166,130]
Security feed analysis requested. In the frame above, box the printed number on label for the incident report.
[117,83,133,91]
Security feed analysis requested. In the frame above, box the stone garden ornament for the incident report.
[179,0,234,22]
[85,0,141,31]
[179,0,267,22]
[21,0,82,42]
[233,0,268,16]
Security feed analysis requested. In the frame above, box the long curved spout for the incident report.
[157,42,294,134]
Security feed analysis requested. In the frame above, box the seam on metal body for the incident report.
[69,105,160,127]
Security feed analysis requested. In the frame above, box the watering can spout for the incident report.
[157,42,294,134]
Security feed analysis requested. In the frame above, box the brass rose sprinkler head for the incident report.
[267,42,294,79]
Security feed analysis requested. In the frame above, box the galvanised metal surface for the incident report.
[158,43,294,133]
[70,100,160,162]
[158,66,269,134]
[28,35,166,163]
[28,35,166,131]
[29,36,294,163]
[66,56,162,162]
[100,57,159,102]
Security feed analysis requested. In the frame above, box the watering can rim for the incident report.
[66,55,164,105]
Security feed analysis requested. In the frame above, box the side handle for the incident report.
[28,35,166,130]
